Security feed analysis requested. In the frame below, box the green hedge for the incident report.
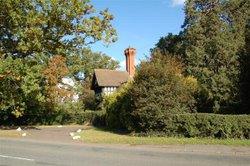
[0,110,105,126]
[51,110,106,126]
[137,113,250,139]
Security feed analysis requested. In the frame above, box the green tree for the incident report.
[129,51,198,132]
[0,0,117,58]
[183,0,249,113]
[153,32,186,58]
[0,54,47,121]
[0,56,25,118]
[0,0,119,123]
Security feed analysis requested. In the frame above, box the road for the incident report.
[0,138,250,166]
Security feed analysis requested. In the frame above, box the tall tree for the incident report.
[183,0,249,113]
[0,0,119,121]
[153,32,186,58]
[0,0,117,58]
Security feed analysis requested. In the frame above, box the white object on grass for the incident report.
[69,133,74,137]
[16,127,22,131]
[57,125,63,128]
[72,136,81,140]
[22,133,27,137]
[76,129,81,133]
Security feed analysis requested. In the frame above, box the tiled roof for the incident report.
[93,69,130,87]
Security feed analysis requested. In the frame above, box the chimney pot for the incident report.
[124,48,136,78]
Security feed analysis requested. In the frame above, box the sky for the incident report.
[90,0,186,69]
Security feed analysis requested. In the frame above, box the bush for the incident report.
[103,83,133,130]
[131,52,198,114]
[128,51,198,131]
[135,113,250,139]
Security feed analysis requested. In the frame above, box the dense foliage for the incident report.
[154,0,250,114]
[103,83,133,130]
[0,107,105,126]
[104,50,250,139]
[0,55,47,119]
[0,0,118,123]
[103,0,250,137]
[127,52,198,132]
[104,51,198,131]
[136,113,250,139]
[183,0,248,113]
[153,32,186,58]
[132,52,197,111]
[239,23,250,114]
[0,0,117,58]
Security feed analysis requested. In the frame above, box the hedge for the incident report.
[51,110,106,126]
[0,110,105,126]
[136,113,250,139]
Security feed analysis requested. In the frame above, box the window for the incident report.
[103,86,117,96]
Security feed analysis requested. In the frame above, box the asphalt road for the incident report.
[0,138,250,166]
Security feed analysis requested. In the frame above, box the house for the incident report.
[91,48,136,96]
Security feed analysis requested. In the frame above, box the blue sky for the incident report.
[90,0,186,69]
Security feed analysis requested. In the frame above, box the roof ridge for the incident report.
[94,69,127,73]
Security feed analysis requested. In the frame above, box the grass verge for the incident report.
[77,128,250,146]
[0,130,22,137]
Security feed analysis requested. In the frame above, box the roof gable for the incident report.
[91,69,130,89]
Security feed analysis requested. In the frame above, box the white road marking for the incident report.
[0,154,35,162]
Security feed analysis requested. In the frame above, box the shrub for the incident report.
[129,51,198,131]
[103,83,133,130]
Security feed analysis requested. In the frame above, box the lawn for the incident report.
[76,128,250,146]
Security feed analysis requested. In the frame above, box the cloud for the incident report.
[120,60,126,69]
[171,0,186,6]
[119,59,140,70]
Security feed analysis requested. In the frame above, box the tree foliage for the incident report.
[0,55,46,118]
[0,0,117,58]
[128,51,198,132]
[43,55,72,108]
[0,0,119,123]
[182,0,250,113]
[0,56,25,117]
[152,0,249,114]
[153,32,186,58]
[239,23,250,113]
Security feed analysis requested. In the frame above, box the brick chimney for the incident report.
[124,47,136,78]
